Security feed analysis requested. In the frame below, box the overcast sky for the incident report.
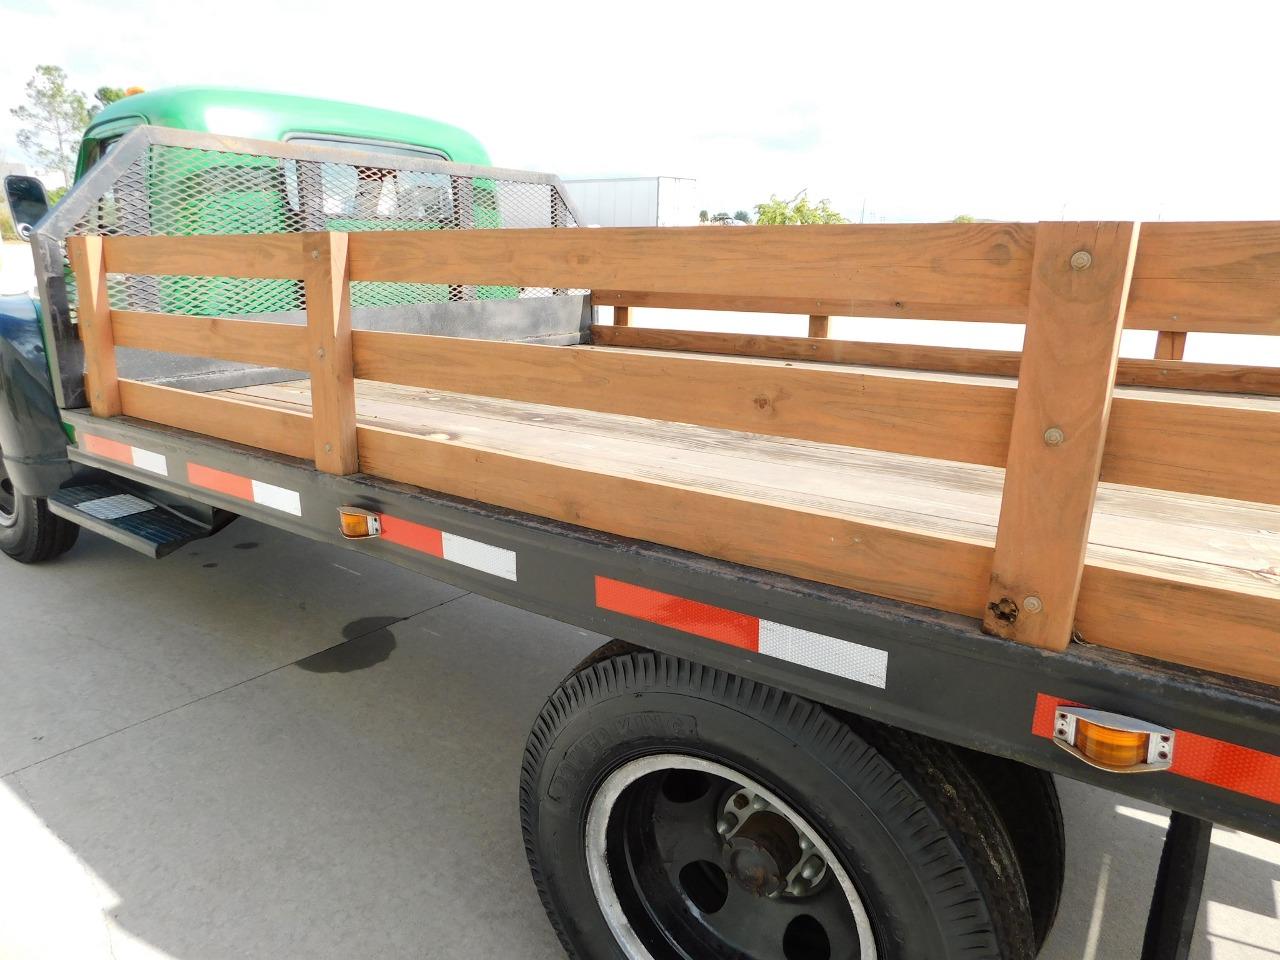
[2,0,1278,223]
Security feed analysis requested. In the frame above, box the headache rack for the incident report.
[31,125,588,410]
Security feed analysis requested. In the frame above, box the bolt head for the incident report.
[800,856,824,880]
[1023,595,1044,614]
[1070,250,1092,271]
[717,814,738,836]
[1044,426,1065,446]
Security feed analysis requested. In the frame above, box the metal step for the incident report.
[48,483,213,558]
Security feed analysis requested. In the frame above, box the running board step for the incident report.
[48,483,213,558]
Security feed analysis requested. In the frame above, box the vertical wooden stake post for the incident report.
[614,305,630,327]
[808,315,830,338]
[983,222,1140,649]
[302,231,358,475]
[1155,330,1187,360]
[68,234,122,418]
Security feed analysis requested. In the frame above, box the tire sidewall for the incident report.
[0,489,32,552]
[526,681,992,960]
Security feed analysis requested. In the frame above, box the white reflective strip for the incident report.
[249,480,302,516]
[441,532,517,581]
[758,621,888,689]
[130,447,169,476]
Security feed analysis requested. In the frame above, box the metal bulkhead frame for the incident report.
[32,125,591,411]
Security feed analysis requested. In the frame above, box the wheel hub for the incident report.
[724,811,802,896]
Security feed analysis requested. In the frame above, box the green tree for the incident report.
[733,210,751,224]
[753,190,847,225]
[91,86,128,116]
[11,66,90,186]
[952,214,976,223]
[698,209,709,223]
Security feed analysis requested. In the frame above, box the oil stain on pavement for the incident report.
[295,616,400,673]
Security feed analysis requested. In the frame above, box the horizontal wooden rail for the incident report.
[589,325,1280,396]
[353,330,1279,505]
[118,379,313,459]
[99,222,1280,333]
[112,311,308,369]
[103,234,306,279]
[345,224,1038,323]
[352,330,1016,467]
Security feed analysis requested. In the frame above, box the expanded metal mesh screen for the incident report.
[63,140,581,318]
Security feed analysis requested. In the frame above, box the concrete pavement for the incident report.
[1,522,1277,959]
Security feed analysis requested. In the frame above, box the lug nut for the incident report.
[751,796,768,811]
[799,836,813,851]
[800,856,824,880]
[786,878,807,896]
[716,814,738,836]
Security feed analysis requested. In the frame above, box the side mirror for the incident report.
[3,175,51,242]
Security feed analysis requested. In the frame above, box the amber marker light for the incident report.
[1052,707,1174,774]
[338,506,382,539]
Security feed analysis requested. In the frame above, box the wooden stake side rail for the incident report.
[71,224,1280,679]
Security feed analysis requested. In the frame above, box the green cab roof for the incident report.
[83,85,491,166]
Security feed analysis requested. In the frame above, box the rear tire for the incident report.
[0,450,79,563]
[521,650,1036,959]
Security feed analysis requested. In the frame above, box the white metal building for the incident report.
[563,177,698,227]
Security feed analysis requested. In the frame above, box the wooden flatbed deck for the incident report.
[66,222,1280,687]
[215,368,1280,678]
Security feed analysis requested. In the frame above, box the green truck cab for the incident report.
[75,86,491,178]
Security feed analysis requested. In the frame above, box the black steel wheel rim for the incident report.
[586,755,876,960]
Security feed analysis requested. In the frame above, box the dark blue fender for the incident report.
[0,292,73,496]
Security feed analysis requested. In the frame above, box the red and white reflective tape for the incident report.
[1032,693,1280,805]
[379,513,517,581]
[595,576,888,689]
[187,463,302,517]
[80,434,168,477]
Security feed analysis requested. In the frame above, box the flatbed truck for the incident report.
[2,92,1278,960]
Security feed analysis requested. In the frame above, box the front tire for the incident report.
[0,449,79,563]
[521,650,1035,960]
